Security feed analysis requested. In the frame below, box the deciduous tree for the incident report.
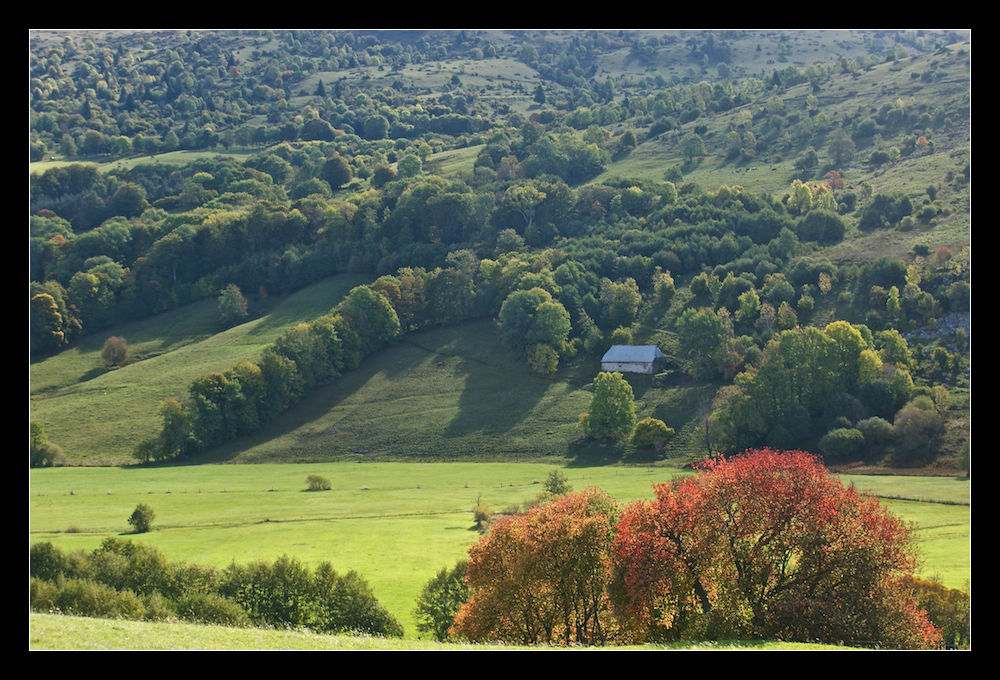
[101,335,131,367]
[452,488,619,645]
[414,560,469,641]
[127,503,156,533]
[610,449,941,648]
[218,283,249,327]
[584,372,636,441]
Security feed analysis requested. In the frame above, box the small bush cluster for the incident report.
[306,474,332,491]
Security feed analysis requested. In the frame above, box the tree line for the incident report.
[29,538,403,637]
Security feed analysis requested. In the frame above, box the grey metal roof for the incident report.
[601,345,665,363]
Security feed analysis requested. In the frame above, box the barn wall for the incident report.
[601,362,654,374]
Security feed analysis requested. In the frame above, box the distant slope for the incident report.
[29,275,369,465]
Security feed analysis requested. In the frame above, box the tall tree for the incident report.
[583,372,636,440]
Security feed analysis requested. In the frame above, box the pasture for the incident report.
[29,462,970,640]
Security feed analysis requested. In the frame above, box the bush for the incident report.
[30,542,70,582]
[306,474,332,491]
[631,417,675,450]
[127,503,156,533]
[818,427,865,461]
[472,504,493,531]
[175,592,251,627]
[48,577,147,620]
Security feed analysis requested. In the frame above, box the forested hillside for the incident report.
[29,29,970,470]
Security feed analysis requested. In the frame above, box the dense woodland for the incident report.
[30,29,970,469]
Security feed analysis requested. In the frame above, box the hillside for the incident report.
[30,29,970,470]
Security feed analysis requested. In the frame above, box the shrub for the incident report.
[127,503,156,533]
[473,504,493,531]
[46,577,147,620]
[175,592,250,627]
[818,427,866,461]
[631,417,675,450]
[306,474,332,491]
[29,542,70,582]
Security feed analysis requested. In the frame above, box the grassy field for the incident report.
[29,274,370,465]
[28,612,848,651]
[29,462,970,640]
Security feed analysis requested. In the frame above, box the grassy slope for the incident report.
[29,275,370,465]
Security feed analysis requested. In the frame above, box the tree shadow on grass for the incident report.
[202,320,553,463]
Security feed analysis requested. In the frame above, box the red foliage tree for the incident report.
[451,487,619,645]
[610,449,942,648]
[821,169,845,194]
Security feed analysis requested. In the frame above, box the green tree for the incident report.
[218,284,249,327]
[543,469,573,495]
[631,417,675,450]
[29,421,65,467]
[681,133,705,162]
[676,308,729,379]
[413,560,469,641]
[585,372,636,440]
[127,503,156,533]
[396,153,422,178]
[320,155,353,189]
[363,114,390,140]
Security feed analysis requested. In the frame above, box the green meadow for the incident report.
[28,611,848,650]
[29,462,970,640]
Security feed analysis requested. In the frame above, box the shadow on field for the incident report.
[204,319,550,463]
[407,321,549,439]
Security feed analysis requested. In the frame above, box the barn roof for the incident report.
[601,345,665,363]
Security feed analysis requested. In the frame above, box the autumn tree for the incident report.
[451,488,619,645]
[610,449,941,648]
[101,336,131,367]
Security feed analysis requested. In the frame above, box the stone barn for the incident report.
[600,345,667,375]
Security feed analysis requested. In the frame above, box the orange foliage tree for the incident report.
[609,449,942,649]
[451,487,619,645]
